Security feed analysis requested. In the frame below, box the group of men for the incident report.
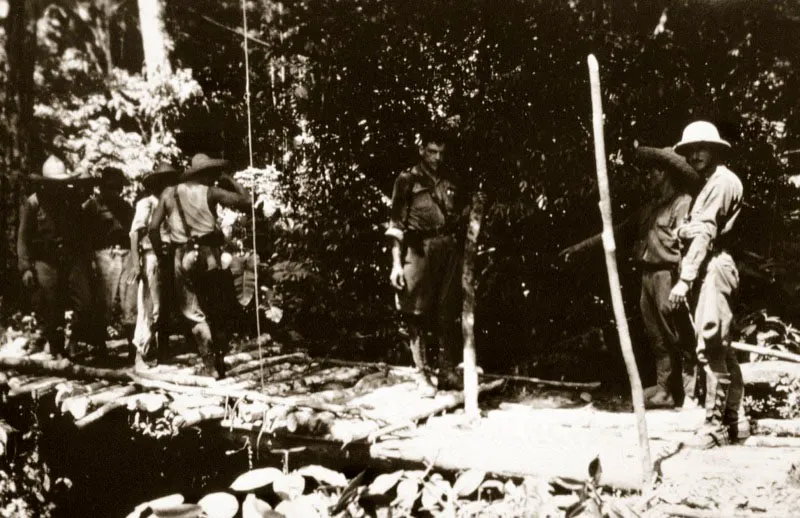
[387,121,745,449]
[18,153,250,379]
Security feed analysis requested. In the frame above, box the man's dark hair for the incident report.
[419,128,449,148]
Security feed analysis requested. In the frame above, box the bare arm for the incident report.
[148,192,169,255]
[17,197,35,273]
[208,180,251,212]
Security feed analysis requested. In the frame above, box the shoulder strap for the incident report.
[173,186,193,239]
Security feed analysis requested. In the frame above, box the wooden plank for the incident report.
[732,342,800,363]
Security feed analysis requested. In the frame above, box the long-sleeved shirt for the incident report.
[578,193,691,267]
[385,164,460,243]
[17,193,89,271]
[679,165,743,282]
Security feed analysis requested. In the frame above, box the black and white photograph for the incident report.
[1,0,799,516]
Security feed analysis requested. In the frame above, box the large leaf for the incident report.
[295,465,348,487]
[329,469,366,514]
[242,494,279,518]
[275,496,323,518]
[588,456,602,486]
[230,467,283,492]
[273,473,306,500]
[198,492,239,518]
[393,478,419,509]
[367,471,404,496]
[453,469,486,497]
[421,474,451,510]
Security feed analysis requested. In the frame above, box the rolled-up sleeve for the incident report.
[680,180,740,282]
[385,172,413,242]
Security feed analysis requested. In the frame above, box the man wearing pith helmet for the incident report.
[668,120,747,448]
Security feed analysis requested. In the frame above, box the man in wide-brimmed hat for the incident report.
[127,162,180,369]
[148,153,250,378]
[18,156,105,358]
[668,121,746,448]
[561,144,699,408]
[84,166,137,356]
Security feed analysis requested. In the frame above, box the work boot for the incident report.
[686,370,730,449]
[645,387,676,409]
[437,369,463,391]
[725,406,751,442]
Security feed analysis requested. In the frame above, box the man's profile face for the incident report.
[685,145,715,176]
[419,142,445,172]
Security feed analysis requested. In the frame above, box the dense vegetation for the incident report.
[2,0,800,381]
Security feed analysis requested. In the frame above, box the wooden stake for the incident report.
[462,192,486,420]
[587,54,652,488]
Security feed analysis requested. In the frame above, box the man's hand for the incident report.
[669,280,691,311]
[390,264,406,291]
[21,270,36,288]
[677,221,705,240]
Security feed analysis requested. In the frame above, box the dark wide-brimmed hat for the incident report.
[30,156,96,186]
[142,162,179,186]
[99,166,130,186]
[180,153,229,182]
[635,145,700,184]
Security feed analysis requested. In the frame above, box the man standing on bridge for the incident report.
[386,129,464,396]
[669,121,748,448]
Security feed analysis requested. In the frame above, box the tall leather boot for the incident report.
[191,323,220,379]
[724,361,749,441]
[687,369,730,449]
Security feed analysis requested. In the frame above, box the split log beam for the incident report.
[732,342,800,363]
[654,504,769,518]
[299,367,372,390]
[742,435,800,448]
[0,355,132,383]
[479,373,600,390]
[741,361,800,385]
[134,370,219,388]
[63,385,137,421]
[347,379,505,444]
[225,352,308,377]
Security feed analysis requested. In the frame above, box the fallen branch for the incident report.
[654,504,768,518]
[480,373,600,390]
[731,342,800,363]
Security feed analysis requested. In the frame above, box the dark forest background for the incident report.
[2,0,800,384]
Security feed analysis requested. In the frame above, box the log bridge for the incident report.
[2,338,800,501]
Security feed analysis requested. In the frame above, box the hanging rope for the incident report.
[241,0,265,390]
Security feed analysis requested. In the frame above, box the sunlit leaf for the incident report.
[230,467,283,491]
[367,471,404,495]
[198,492,239,518]
[273,472,306,500]
[295,465,348,487]
[453,469,486,497]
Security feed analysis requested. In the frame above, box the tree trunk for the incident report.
[1,0,38,311]
[137,0,172,77]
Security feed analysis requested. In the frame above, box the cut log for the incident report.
[299,367,372,390]
[173,405,226,429]
[168,395,225,413]
[741,361,800,385]
[754,419,800,437]
[7,375,38,390]
[742,435,800,448]
[131,378,355,415]
[732,342,800,363]
[134,370,219,388]
[75,394,139,428]
[7,377,66,399]
[63,385,137,421]
[56,381,112,411]
[0,355,133,383]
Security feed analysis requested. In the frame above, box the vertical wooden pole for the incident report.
[462,192,485,420]
[587,54,652,488]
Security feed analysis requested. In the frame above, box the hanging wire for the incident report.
[241,0,265,390]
